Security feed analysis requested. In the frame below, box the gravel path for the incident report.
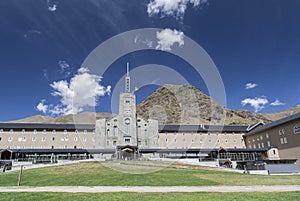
[0,185,300,193]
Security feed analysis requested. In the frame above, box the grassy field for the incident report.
[1,192,300,201]
[0,161,299,186]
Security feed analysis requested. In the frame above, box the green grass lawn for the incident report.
[1,192,300,201]
[0,161,299,186]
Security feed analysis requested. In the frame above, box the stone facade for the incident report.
[158,132,245,149]
[95,65,159,153]
[0,125,95,149]
[244,113,300,167]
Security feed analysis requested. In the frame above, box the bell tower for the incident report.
[118,63,137,146]
[119,63,136,116]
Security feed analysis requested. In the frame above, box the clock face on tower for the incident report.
[125,118,130,124]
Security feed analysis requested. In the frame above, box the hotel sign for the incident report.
[294,125,300,134]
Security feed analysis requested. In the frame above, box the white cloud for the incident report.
[134,36,153,48]
[241,96,269,113]
[23,30,42,38]
[48,5,57,12]
[43,69,49,80]
[58,60,70,71]
[36,67,111,116]
[147,0,208,19]
[156,29,184,51]
[47,0,58,12]
[245,82,258,89]
[270,99,285,106]
[36,100,48,114]
[58,60,73,77]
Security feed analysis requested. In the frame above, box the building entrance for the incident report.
[116,145,138,160]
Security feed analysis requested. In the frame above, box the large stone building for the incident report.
[95,65,159,159]
[0,65,299,172]
[244,112,300,168]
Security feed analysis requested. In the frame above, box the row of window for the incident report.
[249,141,271,149]
[280,137,288,144]
[163,132,242,136]
[106,139,153,146]
[6,145,85,149]
[1,136,90,142]
[0,129,93,134]
[164,138,240,144]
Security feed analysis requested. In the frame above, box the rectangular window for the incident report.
[125,139,130,144]
[125,100,130,111]
[113,126,118,136]
[280,138,284,144]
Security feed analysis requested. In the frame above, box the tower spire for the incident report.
[126,62,129,76]
[125,62,130,93]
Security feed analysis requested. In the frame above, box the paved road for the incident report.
[0,185,300,193]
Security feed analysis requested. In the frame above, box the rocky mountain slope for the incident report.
[136,84,270,125]
[262,105,300,121]
[10,112,113,124]
[8,84,299,125]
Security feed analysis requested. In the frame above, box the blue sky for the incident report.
[0,0,300,121]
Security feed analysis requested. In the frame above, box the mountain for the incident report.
[10,112,113,124]
[262,105,300,121]
[10,84,295,125]
[136,84,271,125]
[10,115,56,123]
